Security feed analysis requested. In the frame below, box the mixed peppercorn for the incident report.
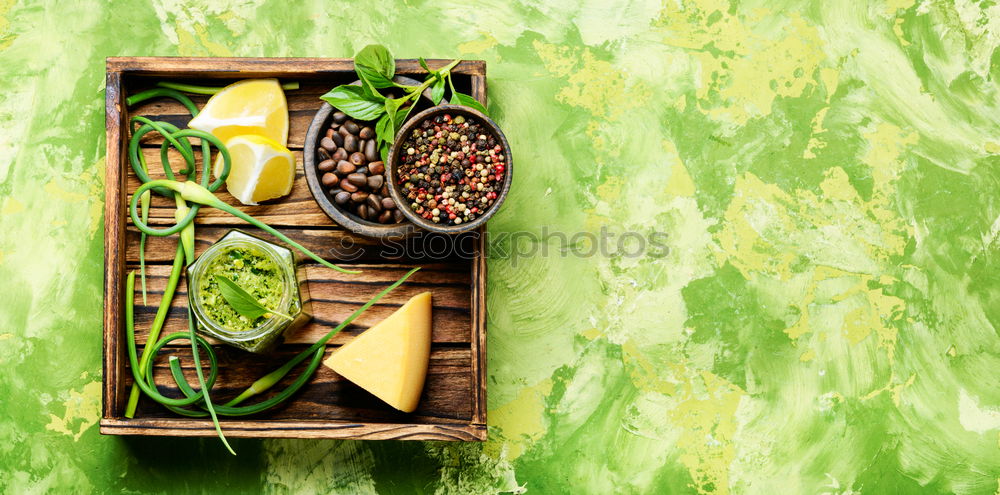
[397,114,506,226]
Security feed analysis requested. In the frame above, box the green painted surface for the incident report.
[2,0,1000,493]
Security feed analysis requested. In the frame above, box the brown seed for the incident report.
[349,152,366,166]
[336,160,356,175]
[348,172,368,187]
[367,174,383,190]
[331,132,344,147]
[340,179,358,193]
[357,166,368,175]
[325,128,335,139]
[334,191,350,205]
[359,126,374,139]
[321,172,338,187]
[378,210,392,223]
[332,148,348,162]
[368,161,385,175]
[381,197,396,210]
[352,191,369,203]
[338,126,351,137]
[343,134,358,152]
[367,194,383,212]
[364,139,378,162]
[344,120,360,134]
[380,185,389,196]
[318,159,336,172]
[332,111,348,124]
[320,137,336,153]
[394,209,405,223]
[317,147,331,161]
[357,204,369,219]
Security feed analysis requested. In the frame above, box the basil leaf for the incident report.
[379,142,389,163]
[320,85,385,121]
[214,275,270,320]
[451,91,488,115]
[376,113,394,145]
[384,97,405,134]
[355,44,396,89]
[418,57,432,73]
[431,76,446,105]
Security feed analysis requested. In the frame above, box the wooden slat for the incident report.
[103,66,126,419]
[469,75,488,427]
[108,57,485,77]
[101,419,486,441]
[126,225,477,264]
[129,346,471,423]
[129,263,472,345]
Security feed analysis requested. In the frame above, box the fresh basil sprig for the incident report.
[320,44,489,162]
[214,275,292,321]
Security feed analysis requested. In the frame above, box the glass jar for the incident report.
[187,229,310,353]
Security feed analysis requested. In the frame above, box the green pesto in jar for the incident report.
[198,245,286,333]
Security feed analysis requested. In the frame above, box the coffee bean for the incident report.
[325,128,335,139]
[359,126,374,139]
[381,197,396,210]
[320,137,336,153]
[364,139,378,162]
[317,147,331,161]
[351,191,369,203]
[378,210,392,223]
[367,194,383,212]
[318,159,335,172]
[321,172,338,187]
[334,191,350,205]
[332,111,348,124]
[348,173,368,187]
[337,160,356,175]
[331,132,344,147]
[344,120,360,134]
[340,179,358,193]
[343,134,358,152]
[367,175,384,190]
[332,148,348,162]
[394,209,405,223]
[349,152,365,166]
[368,161,385,175]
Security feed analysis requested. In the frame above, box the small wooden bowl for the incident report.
[304,76,435,239]
[386,105,513,234]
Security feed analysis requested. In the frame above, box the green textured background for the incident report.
[2,0,1000,493]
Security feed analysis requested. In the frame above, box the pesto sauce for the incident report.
[199,246,285,333]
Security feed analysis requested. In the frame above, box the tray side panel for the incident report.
[103,66,126,419]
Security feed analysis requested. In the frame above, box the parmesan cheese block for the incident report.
[324,292,432,413]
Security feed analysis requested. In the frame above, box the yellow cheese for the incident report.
[324,292,432,413]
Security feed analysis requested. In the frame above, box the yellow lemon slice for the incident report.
[214,134,296,205]
[189,78,289,145]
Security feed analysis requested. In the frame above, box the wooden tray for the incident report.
[102,57,487,441]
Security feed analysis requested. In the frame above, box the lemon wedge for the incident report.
[214,135,296,205]
[189,78,289,145]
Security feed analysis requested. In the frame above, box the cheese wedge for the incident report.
[324,292,432,413]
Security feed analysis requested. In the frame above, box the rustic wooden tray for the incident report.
[102,57,487,441]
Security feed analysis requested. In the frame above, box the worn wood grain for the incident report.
[129,263,473,345]
[128,346,472,423]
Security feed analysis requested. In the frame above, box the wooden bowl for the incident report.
[386,105,513,234]
[303,76,435,239]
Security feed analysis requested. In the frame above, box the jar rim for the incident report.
[188,230,296,341]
